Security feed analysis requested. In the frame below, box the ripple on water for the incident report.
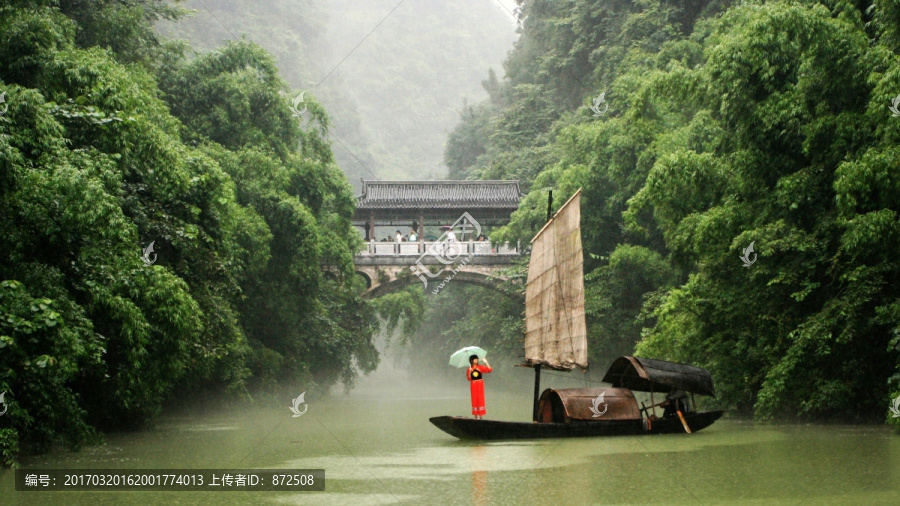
[180,425,240,432]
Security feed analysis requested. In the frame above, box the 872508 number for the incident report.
[271,474,314,487]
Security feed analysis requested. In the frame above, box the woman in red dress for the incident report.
[466,355,492,419]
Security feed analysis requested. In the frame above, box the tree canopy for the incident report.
[445,0,900,427]
[0,0,376,465]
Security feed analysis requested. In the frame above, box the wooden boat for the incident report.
[431,356,724,439]
[430,411,723,440]
[430,190,723,440]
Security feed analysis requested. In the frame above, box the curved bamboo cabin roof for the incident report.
[601,356,716,397]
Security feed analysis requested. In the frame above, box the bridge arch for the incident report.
[355,270,373,290]
[359,267,519,299]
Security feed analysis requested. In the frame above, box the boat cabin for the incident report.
[536,356,717,424]
[537,387,639,423]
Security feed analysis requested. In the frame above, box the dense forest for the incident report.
[431,0,900,427]
[0,0,378,465]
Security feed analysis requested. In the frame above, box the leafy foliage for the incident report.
[446,0,900,425]
[0,0,375,465]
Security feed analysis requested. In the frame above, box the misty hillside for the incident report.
[157,0,518,185]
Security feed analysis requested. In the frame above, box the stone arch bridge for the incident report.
[352,180,524,298]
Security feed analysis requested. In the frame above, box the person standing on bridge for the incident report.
[467,355,492,419]
[440,225,458,258]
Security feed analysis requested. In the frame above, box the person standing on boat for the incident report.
[467,355,492,419]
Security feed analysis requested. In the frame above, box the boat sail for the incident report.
[429,188,723,439]
[524,189,588,371]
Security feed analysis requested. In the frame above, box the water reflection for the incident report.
[471,446,488,506]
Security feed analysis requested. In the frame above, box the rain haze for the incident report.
[2,0,900,505]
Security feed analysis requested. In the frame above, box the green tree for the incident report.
[0,1,377,465]
[449,0,900,425]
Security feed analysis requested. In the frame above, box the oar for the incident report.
[676,409,692,434]
[641,402,653,431]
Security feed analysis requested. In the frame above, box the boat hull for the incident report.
[429,410,724,440]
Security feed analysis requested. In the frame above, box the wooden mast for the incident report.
[532,364,542,422]
[532,190,553,423]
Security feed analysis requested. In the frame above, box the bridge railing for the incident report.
[358,240,520,256]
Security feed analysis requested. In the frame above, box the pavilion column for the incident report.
[369,212,375,253]
[418,212,425,254]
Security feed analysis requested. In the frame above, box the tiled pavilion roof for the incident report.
[356,180,523,210]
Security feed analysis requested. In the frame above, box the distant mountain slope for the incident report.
[157,0,518,185]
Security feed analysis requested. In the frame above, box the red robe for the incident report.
[467,364,493,415]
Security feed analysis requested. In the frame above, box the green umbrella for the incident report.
[449,346,487,368]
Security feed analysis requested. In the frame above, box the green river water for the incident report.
[2,369,899,505]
